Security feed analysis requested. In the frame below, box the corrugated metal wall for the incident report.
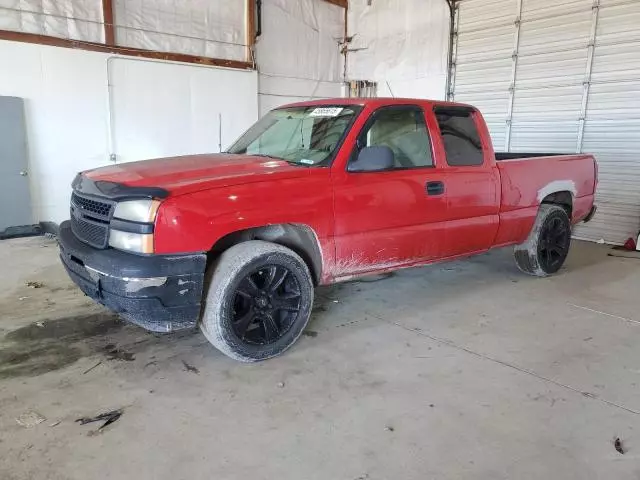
[451,0,640,244]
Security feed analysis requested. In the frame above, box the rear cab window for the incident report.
[434,107,484,167]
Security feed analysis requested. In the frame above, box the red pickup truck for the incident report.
[59,98,597,362]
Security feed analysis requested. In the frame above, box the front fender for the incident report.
[153,172,334,256]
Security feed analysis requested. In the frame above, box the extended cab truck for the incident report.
[59,98,597,362]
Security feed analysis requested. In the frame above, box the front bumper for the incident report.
[58,221,207,333]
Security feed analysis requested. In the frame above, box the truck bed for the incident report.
[493,152,597,246]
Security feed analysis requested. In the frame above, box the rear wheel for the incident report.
[200,241,314,362]
[514,204,571,277]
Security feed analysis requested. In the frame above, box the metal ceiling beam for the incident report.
[246,0,257,64]
[102,0,115,46]
[0,30,254,70]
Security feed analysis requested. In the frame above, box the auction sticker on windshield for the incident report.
[309,107,343,117]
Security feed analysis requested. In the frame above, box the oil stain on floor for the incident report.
[0,313,123,379]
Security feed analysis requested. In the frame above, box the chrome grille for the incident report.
[70,193,114,248]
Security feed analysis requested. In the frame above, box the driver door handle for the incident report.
[426,181,445,196]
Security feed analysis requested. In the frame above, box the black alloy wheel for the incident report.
[231,265,302,345]
[514,204,572,277]
[200,240,315,362]
[537,215,571,272]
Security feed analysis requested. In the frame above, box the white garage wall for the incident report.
[0,0,104,42]
[0,41,111,227]
[255,0,345,116]
[0,0,248,61]
[114,0,247,61]
[109,57,257,164]
[0,40,258,226]
[347,0,449,99]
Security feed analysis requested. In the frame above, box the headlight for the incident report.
[109,230,154,254]
[113,199,161,223]
[109,199,161,253]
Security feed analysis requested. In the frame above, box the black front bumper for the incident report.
[58,221,207,333]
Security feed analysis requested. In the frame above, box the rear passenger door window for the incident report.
[354,106,433,169]
[435,108,484,166]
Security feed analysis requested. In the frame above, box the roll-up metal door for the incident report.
[451,0,514,150]
[579,0,640,243]
[451,0,640,244]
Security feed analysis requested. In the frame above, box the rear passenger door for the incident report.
[432,107,500,257]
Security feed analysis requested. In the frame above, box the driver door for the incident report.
[331,105,448,278]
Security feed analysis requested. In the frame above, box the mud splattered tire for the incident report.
[200,241,314,362]
[514,204,571,277]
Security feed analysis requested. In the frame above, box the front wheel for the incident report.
[514,204,571,277]
[200,241,314,362]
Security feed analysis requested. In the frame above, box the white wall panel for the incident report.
[256,0,344,115]
[347,0,448,99]
[510,123,581,153]
[512,85,583,120]
[454,57,513,93]
[258,74,343,116]
[110,58,258,163]
[0,40,258,225]
[114,0,246,61]
[0,41,110,225]
[510,0,590,156]
[515,50,588,88]
[0,0,103,42]
[510,84,583,152]
[596,0,640,46]
[457,0,513,31]
[257,0,343,82]
[376,77,447,101]
[590,44,640,84]
[455,90,510,149]
[521,0,591,21]
[519,11,591,56]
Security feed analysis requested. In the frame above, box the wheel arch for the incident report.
[537,180,576,218]
[208,224,324,285]
[541,191,573,217]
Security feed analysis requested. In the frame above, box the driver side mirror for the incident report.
[348,146,395,172]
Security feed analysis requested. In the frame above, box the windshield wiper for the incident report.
[251,153,285,160]
[251,154,311,167]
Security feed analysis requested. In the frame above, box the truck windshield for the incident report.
[227,105,361,166]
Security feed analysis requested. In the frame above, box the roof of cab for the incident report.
[280,97,475,110]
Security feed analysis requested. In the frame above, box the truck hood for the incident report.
[84,153,310,196]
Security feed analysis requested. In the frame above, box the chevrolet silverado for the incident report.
[59,98,598,362]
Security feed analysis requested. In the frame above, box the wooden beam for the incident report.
[323,0,348,8]
[0,30,254,70]
[245,0,256,64]
[102,0,115,45]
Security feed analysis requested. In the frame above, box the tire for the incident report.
[200,240,314,362]
[514,204,572,277]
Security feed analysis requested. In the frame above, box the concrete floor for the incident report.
[0,236,639,480]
